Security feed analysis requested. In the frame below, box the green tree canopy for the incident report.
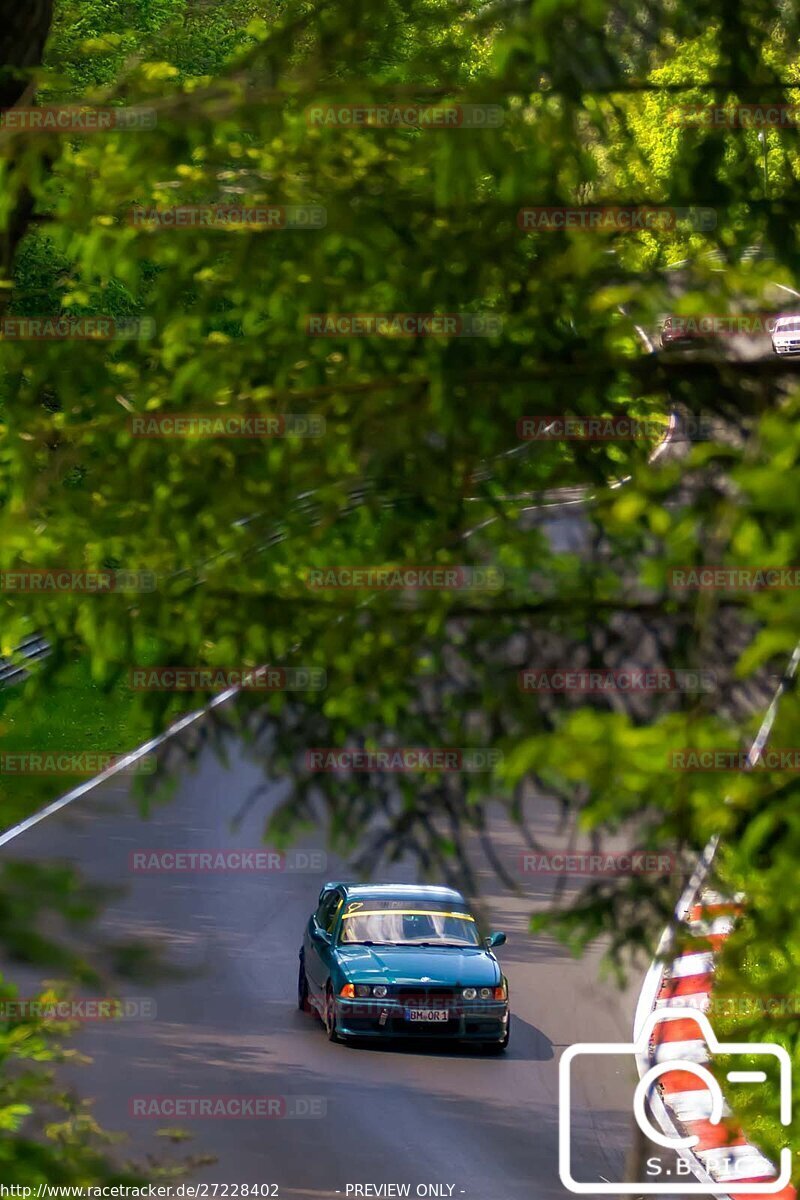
[1,0,800,1180]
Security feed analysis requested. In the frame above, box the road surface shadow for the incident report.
[302,1012,553,1061]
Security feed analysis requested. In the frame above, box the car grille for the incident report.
[393,987,458,1009]
[341,984,505,1038]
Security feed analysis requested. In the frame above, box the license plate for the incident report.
[406,1009,448,1022]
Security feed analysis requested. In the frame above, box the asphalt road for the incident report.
[3,731,643,1199]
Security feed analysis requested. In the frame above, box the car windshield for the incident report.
[776,318,800,332]
[338,906,481,947]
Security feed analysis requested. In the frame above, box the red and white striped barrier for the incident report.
[635,876,794,1200]
[634,673,799,1200]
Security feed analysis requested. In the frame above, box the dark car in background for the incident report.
[659,315,713,350]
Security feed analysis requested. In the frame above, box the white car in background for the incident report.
[771,314,800,356]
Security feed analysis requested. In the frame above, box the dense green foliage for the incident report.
[1,0,800,1182]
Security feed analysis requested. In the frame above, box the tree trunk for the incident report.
[0,0,55,289]
[0,0,54,107]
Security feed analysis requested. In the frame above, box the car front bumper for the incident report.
[334,997,509,1042]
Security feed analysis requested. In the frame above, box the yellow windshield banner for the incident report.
[340,909,475,921]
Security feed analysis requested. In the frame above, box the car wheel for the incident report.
[324,985,342,1043]
[297,955,310,1013]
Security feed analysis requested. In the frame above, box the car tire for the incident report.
[297,955,310,1013]
[324,985,342,1043]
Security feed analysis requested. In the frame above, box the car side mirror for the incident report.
[485,931,507,948]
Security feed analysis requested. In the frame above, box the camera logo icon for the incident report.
[559,1008,792,1194]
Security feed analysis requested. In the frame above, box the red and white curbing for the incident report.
[634,643,800,1200]
[634,878,794,1199]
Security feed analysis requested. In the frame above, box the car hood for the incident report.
[334,944,501,986]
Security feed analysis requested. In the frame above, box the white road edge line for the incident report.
[0,684,240,850]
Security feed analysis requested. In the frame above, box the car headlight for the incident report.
[462,987,477,1000]
[354,984,371,998]
[373,985,388,999]
[479,987,492,1000]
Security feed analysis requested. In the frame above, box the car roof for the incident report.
[329,883,467,904]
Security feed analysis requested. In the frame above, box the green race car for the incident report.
[298,882,509,1051]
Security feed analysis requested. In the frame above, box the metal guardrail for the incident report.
[0,633,51,689]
